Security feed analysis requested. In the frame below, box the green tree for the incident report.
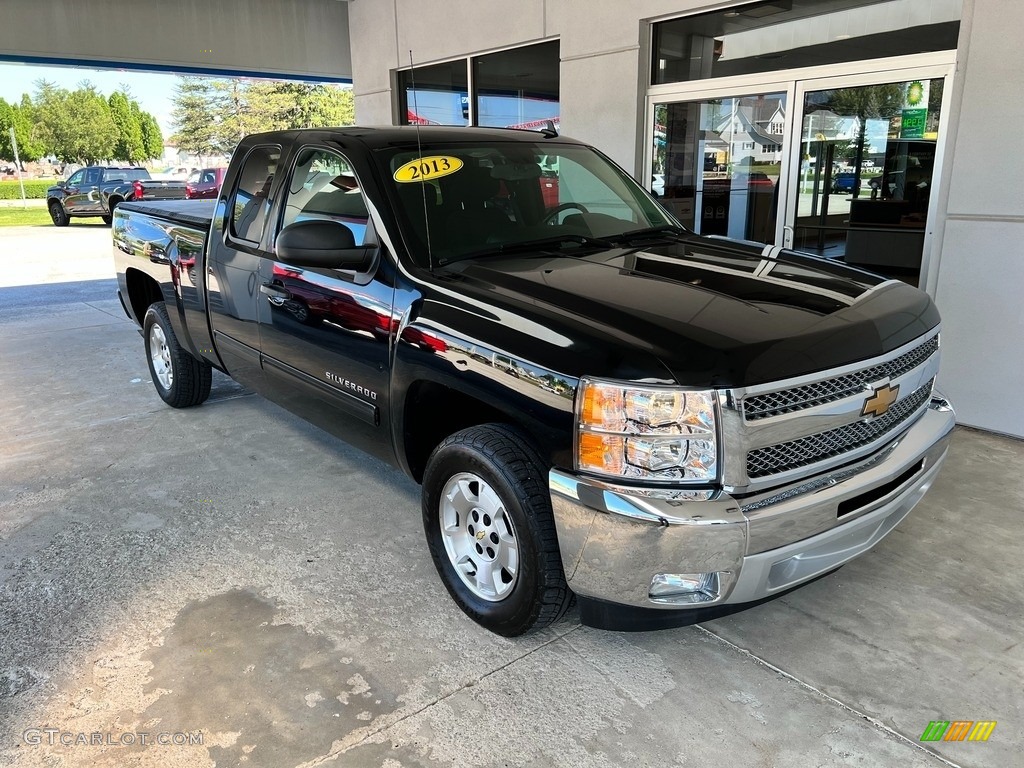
[35,80,118,164]
[109,90,145,162]
[0,95,43,162]
[15,94,44,160]
[139,111,164,160]
[170,77,217,157]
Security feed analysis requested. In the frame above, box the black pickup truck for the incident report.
[113,127,955,635]
[47,166,186,226]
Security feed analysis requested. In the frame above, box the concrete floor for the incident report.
[0,224,1021,768]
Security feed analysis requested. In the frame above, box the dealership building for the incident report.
[3,0,1021,438]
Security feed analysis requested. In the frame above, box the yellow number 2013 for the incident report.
[393,156,464,183]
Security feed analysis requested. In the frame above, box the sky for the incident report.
[0,63,181,137]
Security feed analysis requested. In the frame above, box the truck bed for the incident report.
[119,199,215,230]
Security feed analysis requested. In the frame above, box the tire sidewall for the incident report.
[143,304,178,404]
[49,201,68,227]
[422,437,547,633]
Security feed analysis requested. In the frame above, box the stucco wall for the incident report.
[0,0,352,81]
[351,0,1023,438]
[929,0,1024,436]
[349,0,695,171]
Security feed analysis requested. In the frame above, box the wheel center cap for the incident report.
[475,529,486,541]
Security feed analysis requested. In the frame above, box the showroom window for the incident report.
[652,0,961,85]
[397,41,559,130]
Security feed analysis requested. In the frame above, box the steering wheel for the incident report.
[542,202,590,225]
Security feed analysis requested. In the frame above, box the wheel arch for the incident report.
[400,380,547,484]
[124,267,165,326]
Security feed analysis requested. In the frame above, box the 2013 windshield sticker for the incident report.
[394,156,463,183]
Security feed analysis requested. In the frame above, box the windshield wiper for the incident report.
[443,234,613,263]
[604,224,687,245]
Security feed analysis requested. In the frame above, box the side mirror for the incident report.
[275,219,376,271]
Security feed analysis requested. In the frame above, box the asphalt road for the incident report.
[0,223,1021,768]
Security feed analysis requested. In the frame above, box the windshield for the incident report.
[376,140,678,266]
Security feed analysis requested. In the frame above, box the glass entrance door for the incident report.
[786,71,950,284]
[652,90,789,244]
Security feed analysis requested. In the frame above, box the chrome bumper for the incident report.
[550,395,955,612]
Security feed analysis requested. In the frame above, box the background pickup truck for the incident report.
[47,166,186,227]
[113,126,955,635]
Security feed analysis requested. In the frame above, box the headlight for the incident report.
[575,378,718,483]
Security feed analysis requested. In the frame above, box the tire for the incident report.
[103,198,122,227]
[422,424,573,636]
[49,200,69,227]
[143,302,212,408]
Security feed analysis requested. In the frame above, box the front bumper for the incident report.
[550,395,955,624]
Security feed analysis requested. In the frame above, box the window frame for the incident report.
[273,144,379,282]
[226,143,282,249]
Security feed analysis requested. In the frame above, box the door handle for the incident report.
[260,282,291,301]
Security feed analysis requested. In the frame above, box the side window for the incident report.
[202,171,217,185]
[280,148,369,247]
[230,146,280,244]
[66,170,85,186]
[83,168,102,186]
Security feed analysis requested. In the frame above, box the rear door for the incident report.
[256,145,397,462]
[205,143,281,390]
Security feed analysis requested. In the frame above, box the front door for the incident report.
[785,67,952,285]
[256,146,396,463]
[205,143,282,390]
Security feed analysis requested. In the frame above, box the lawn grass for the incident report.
[0,208,106,227]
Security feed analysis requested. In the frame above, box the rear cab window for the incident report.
[229,146,281,244]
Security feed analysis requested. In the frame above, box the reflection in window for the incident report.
[398,60,469,126]
[475,41,560,130]
[652,0,960,85]
[231,145,280,243]
[398,41,559,131]
[281,148,369,246]
[653,92,786,243]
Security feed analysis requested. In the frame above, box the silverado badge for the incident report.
[862,383,900,418]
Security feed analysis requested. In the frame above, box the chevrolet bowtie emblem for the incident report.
[862,383,900,418]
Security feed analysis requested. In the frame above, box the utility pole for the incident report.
[9,127,27,209]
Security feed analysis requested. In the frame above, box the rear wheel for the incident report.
[143,302,212,408]
[422,424,572,636]
[49,201,69,227]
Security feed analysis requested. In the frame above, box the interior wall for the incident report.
[0,0,353,81]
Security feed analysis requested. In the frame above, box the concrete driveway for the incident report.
[1,223,1021,768]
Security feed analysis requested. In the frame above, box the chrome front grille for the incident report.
[720,329,942,492]
[743,334,939,421]
[746,378,935,479]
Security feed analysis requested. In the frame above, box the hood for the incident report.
[441,234,939,388]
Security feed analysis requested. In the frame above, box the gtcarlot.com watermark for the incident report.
[23,729,203,747]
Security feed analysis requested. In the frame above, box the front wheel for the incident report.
[49,201,69,227]
[422,425,572,636]
[143,302,212,408]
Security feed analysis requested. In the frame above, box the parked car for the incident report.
[114,126,954,635]
[156,165,199,180]
[832,171,861,193]
[185,167,228,199]
[46,167,188,226]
